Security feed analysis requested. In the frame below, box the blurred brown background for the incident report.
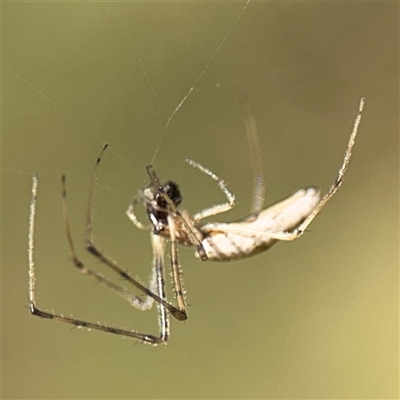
[3,2,398,399]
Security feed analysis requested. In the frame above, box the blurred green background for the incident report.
[3,2,398,399]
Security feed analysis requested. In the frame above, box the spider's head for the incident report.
[145,180,182,233]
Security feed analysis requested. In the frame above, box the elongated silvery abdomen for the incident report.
[199,187,321,261]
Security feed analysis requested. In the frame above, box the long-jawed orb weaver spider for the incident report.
[28,98,365,345]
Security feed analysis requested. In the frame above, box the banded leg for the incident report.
[61,174,156,311]
[126,197,152,231]
[167,215,187,316]
[83,145,187,321]
[240,94,266,213]
[125,184,188,318]
[226,97,365,242]
[28,175,168,344]
[185,159,236,222]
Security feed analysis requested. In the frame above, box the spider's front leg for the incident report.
[28,174,169,345]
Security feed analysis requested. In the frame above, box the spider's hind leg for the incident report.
[253,97,365,242]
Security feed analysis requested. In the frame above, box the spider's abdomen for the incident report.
[199,187,321,261]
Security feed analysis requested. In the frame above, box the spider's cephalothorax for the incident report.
[145,180,182,234]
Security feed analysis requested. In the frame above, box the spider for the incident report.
[28,98,365,345]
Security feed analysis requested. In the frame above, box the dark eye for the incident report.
[163,181,182,207]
